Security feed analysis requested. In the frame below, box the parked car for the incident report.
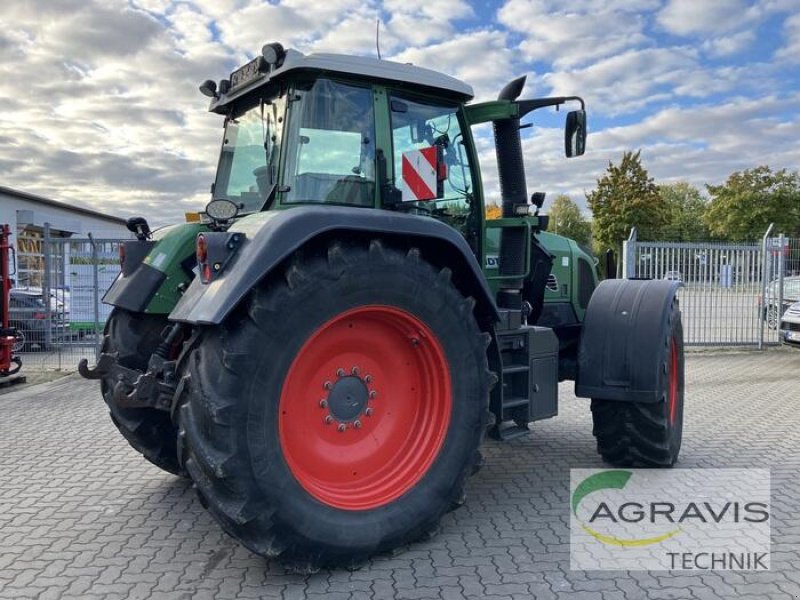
[9,289,69,352]
[779,300,800,347]
[663,270,684,283]
[762,276,800,329]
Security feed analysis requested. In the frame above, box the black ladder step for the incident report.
[502,396,529,409]
[489,422,530,441]
[502,364,530,375]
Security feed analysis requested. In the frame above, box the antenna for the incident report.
[376,18,382,60]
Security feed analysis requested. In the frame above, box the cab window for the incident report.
[389,95,475,235]
[282,79,376,206]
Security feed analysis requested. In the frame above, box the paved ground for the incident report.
[0,372,69,397]
[1,349,799,600]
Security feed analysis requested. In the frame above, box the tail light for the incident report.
[118,244,126,268]
[33,312,46,320]
[196,234,212,283]
[196,234,208,264]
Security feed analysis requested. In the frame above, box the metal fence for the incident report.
[8,224,800,372]
[12,227,124,370]
[623,227,800,347]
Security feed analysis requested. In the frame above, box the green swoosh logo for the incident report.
[572,470,681,547]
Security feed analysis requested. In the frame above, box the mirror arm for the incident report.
[516,95,585,118]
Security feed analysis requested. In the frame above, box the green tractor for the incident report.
[80,43,684,570]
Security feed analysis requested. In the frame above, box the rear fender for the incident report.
[575,279,680,403]
[169,206,500,326]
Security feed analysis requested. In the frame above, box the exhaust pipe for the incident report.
[494,76,529,308]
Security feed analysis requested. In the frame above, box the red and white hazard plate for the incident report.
[401,147,441,202]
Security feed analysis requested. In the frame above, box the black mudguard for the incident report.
[169,205,499,325]
[103,240,163,312]
[575,279,681,403]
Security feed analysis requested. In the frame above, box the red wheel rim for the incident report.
[278,305,452,510]
[667,337,679,425]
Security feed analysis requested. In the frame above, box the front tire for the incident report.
[178,241,490,570]
[101,309,183,475]
[590,300,684,467]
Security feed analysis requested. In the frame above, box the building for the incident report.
[0,185,131,293]
[0,185,130,240]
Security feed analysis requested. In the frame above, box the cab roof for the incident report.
[208,48,474,114]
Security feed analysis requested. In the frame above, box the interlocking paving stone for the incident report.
[1,348,798,599]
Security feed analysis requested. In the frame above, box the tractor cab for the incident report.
[204,45,484,251]
[203,45,589,308]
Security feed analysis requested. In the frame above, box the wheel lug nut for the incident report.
[336,368,345,377]
[319,399,328,409]
[369,390,377,399]
[323,381,333,390]
[364,408,373,417]
[324,415,333,425]
[337,423,346,432]
[364,375,373,383]
[351,366,360,376]
[354,420,362,429]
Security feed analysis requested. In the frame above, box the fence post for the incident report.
[758,223,774,350]
[43,222,52,349]
[622,227,637,279]
[88,233,102,359]
[777,233,785,335]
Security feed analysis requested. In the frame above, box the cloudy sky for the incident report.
[1,0,798,225]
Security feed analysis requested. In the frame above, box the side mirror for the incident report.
[565,110,587,157]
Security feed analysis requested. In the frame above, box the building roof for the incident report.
[0,185,127,226]
[209,48,474,114]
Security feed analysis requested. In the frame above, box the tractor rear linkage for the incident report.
[78,323,188,412]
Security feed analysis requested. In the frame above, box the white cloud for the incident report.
[702,30,757,57]
[498,0,656,69]
[392,30,517,101]
[0,0,796,227]
[657,0,759,36]
[775,13,800,62]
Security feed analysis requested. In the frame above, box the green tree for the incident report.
[547,194,592,247]
[658,182,710,241]
[704,166,800,240]
[587,150,669,268]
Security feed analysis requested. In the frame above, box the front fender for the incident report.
[169,206,499,325]
[575,279,681,403]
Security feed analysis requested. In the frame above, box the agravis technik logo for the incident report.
[570,469,770,571]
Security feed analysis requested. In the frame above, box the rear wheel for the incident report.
[101,309,183,475]
[590,301,684,467]
[178,241,490,570]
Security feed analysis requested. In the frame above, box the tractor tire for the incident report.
[590,300,684,467]
[101,308,183,476]
[177,240,491,571]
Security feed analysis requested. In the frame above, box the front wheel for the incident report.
[591,301,684,467]
[178,241,491,570]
